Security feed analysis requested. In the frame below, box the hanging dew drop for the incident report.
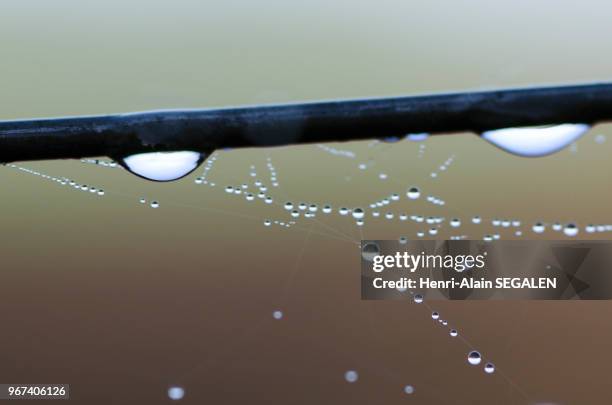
[450,329,458,337]
[352,208,364,219]
[121,151,204,181]
[481,124,590,157]
[467,351,482,366]
[432,311,440,320]
[484,362,495,374]
[414,294,423,304]
[150,201,159,208]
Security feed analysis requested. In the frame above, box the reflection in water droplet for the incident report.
[344,370,358,383]
[484,362,495,374]
[481,124,590,157]
[468,351,482,365]
[121,151,204,182]
[167,386,185,401]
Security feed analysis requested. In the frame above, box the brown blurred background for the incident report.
[1,0,612,404]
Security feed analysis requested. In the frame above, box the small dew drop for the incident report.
[150,201,159,208]
[468,351,482,366]
[564,223,579,237]
[407,187,421,200]
[403,385,415,394]
[414,294,423,304]
[167,386,185,401]
[532,222,546,234]
[273,310,283,320]
[352,208,365,219]
[484,362,495,374]
[344,370,358,383]
[361,243,380,262]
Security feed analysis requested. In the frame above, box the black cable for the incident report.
[1,82,611,162]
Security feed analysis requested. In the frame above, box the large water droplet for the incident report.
[481,124,590,157]
[121,151,204,182]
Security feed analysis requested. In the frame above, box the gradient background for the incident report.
[1,1,612,404]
